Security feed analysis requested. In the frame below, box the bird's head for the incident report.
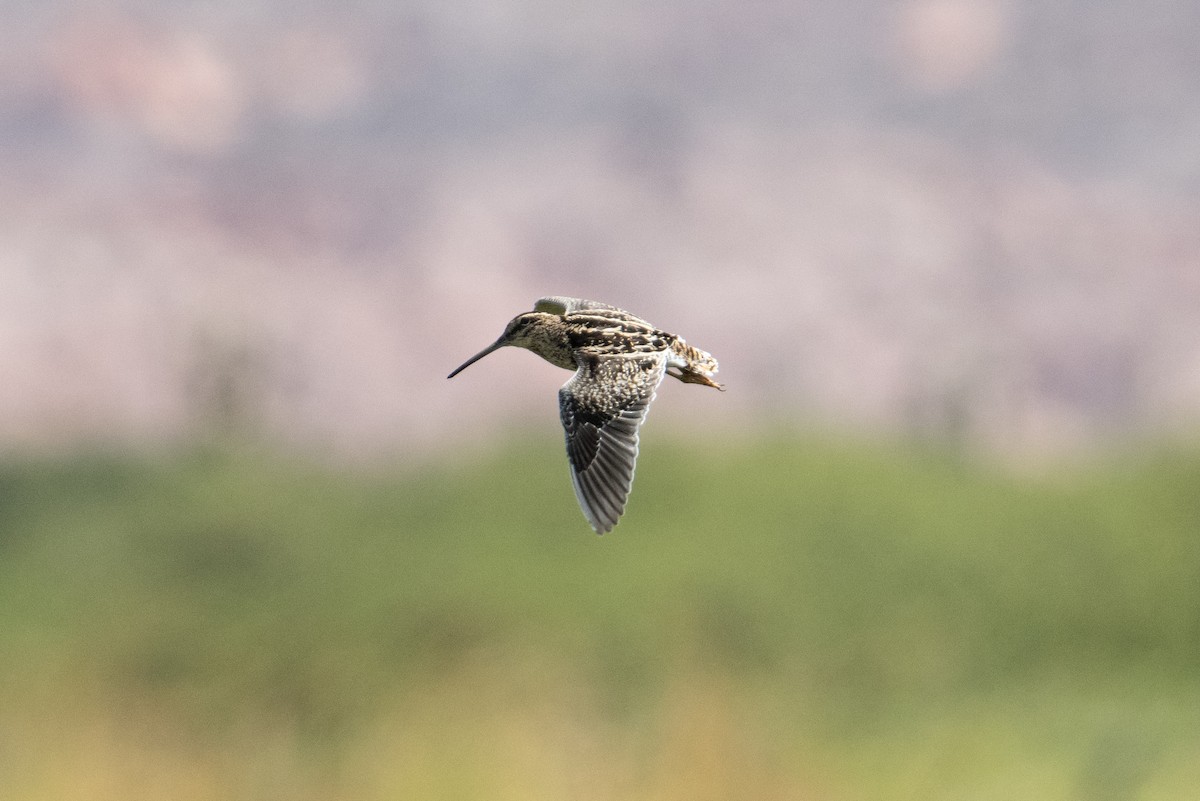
[446,312,552,378]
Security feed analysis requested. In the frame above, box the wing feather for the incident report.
[558,353,667,533]
[535,296,623,315]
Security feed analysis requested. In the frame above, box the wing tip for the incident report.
[569,465,624,534]
[534,296,571,314]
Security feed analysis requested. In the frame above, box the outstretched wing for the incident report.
[558,353,668,533]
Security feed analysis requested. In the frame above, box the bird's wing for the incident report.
[535,296,622,315]
[558,353,667,533]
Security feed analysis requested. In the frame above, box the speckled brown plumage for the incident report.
[447,296,722,533]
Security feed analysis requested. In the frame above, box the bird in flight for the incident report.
[448,296,723,533]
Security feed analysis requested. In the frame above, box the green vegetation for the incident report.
[1,433,1198,800]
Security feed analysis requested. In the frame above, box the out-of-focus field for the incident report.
[1,433,1197,800]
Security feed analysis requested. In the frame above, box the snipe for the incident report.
[447,296,723,533]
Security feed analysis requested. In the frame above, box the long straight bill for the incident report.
[446,340,506,379]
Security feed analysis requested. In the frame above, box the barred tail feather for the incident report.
[671,340,716,373]
[668,340,723,389]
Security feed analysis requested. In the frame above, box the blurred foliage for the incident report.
[0,433,1198,800]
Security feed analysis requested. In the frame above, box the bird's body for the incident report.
[447,296,722,533]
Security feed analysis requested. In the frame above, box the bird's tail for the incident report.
[669,340,723,390]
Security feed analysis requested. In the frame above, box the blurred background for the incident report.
[1,1,1199,799]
